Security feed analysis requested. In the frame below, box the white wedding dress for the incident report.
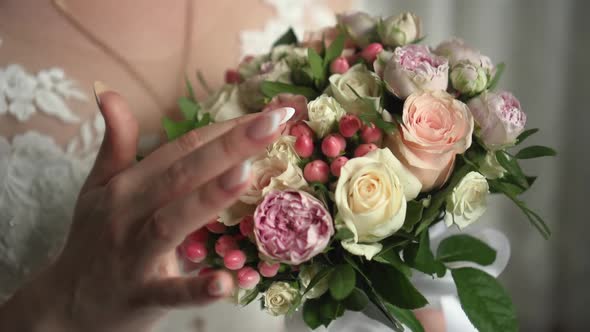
[0,1,510,331]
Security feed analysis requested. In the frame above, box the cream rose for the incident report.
[239,157,307,205]
[267,135,300,165]
[202,85,249,122]
[385,91,474,192]
[264,282,299,316]
[444,171,489,229]
[329,64,382,114]
[478,151,506,180]
[305,95,347,137]
[335,148,421,260]
[299,264,329,299]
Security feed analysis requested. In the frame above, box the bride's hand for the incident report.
[0,83,294,332]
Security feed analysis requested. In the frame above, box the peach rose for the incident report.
[385,91,474,191]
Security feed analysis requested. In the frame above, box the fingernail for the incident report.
[93,81,109,108]
[207,278,228,297]
[219,160,252,191]
[246,107,295,140]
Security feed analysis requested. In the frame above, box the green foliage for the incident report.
[515,145,557,159]
[323,34,346,67]
[402,200,425,232]
[307,48,326,87]
[239,287,260,306]
[386,304,425,332]
[303,298,322,329]
[177,97,200,120]
[369,263,428,309]
[452,268,518,332]
[516,128,539,145]
[260,81,319,100]
[342,288,369,311]
[495,150,528,188]
[487,62,505,91]
[272,28,298,47]
[334,227,355,241]
[162,118,194,140]
[403,230,446,277]
[437,235,497,265]
[373,248,412,278]
[347,83,396,134]
[329,264,356,300]
[185,76,196,101]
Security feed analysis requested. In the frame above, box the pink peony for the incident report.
[253,190,334,265]
[383,44,449,99]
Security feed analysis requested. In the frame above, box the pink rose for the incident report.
[467,91,526,150]
[263,93,308,134]
[385,91,474,191]
[254,190,334,265]
[383,45,449,99]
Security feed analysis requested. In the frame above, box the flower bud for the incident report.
[239,216,254,237]
[290,121,314,138]
[377,12,421,47]
[321,134,346,157]
[184,241,207,263]
[330,156,349,177]
[237,267,261,290]
[223,250,246,270]
[294,135,314,158]
[339,114,362,137]
[206,221,227,234]
[304,160,330,183]
[450,61,489,96]
[354,143,378,157]
[258,261,280,278]
[360,43,383,64]
[215,235,239,257]
[225,69,241,84]
[360,123,383,143]
[330,56,350,74]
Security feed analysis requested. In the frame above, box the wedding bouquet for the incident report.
[163,11,555,332]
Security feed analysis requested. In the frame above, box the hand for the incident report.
[0,82,295,332]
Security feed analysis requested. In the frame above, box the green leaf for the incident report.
[334,227,355,241]
[402,200,425,232]
[386,304,425,332]
[185,77,196,101]
[260,81,318,100]
[403,230,446,277]
[303,298,322,330]
[302,267,334,298]
[495,151,528,188]
[373,249,412,278]
[410,35,427,44]
[487,62,505,91]
[195,112,212,128]
[437,235,497,265]
[329,264,356,300]
[516,128,539,145]
[291,67,315,87]
[515,145,556,159]
[319,296,343,327]
[369,263,428,309]
[272,28,298,47]
[452,268,518,332]
[323,34,346,67]
[307,48,325,84]
[239,287,260,306]
[177,97,199,120]
[162,117,194,140]
[343,288,369,311]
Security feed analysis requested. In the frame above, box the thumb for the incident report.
[82,82,139,193]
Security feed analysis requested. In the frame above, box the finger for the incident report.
[139,159,251,255]
[81,82,139,193]
[137,107,294,212]
[134,113,259,180]
[135,271,234,308]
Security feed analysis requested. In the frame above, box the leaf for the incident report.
[162,117,194,140]
[185,76,196,101]
[487,62,506,91]
[195,112,212,128]
[319,295,344,327]
[342,288,369,311]
[403,230,446,277]
[329,264,356,300]
[386,304,425,332]
[515,145,557,159]
[369,263,428,309]
[177,97,199,120]
[410,35,427,44]
[495,151,528,188]
[307,48,325,84]
[323,34,346,67]
[303,298,322,330]
[334,227,355,241]
[452,268,518,332]
[260,81,318,100]
[272,28,298,47]
[302,266,334,298]
[373,249,412,278]
[436,235,497,265]
[239,287,260,306]
[516,128,539,145]
[402,200,425,232]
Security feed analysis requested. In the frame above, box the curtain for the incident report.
[359,0,589,331]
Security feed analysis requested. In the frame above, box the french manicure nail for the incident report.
[93,81,109,108]
[220,160,252,191]
[246,107,295,140]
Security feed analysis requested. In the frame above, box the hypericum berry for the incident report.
[184,241,207,263]
[321,134,345,158]
[304,160,330,183]
[258,261,280,278]
[239,216,254,237]
[224,69,241,84]
[223,250,246,270]
[198,267,215,277]
[339,114,362,138]
[295,135,314,158]
[290,121,314,138]
[360,123,383,144]
[215,235,239,257]
[330,156,349,177]
[354,143,378,157]
[187,228,209,243]
[206,221,227,234]
[361,43,384,64]
[237,267,261,290]
[330,56,350,74]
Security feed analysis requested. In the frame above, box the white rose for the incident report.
[305,95,346,137]
[202,85,249,122]
[270,45,308,67]
[239,60,292,110]
[267,135,300,165]
[337,11,377,47]
[238,54,269,80]
[377,12,421,47]
[444,171,489,229]
[329,64,381,114]
[478,151,506,180]
[299,264,329,299]
[264,282,299,316]
[218,201,255,226]
[335,148,422,260]
[240,157,307,204]
[373,50,393,78]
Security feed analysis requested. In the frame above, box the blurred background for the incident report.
[361,0,589,331]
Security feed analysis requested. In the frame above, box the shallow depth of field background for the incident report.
[363,0,590,331]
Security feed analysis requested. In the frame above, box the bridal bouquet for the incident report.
[163,11,554,332]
